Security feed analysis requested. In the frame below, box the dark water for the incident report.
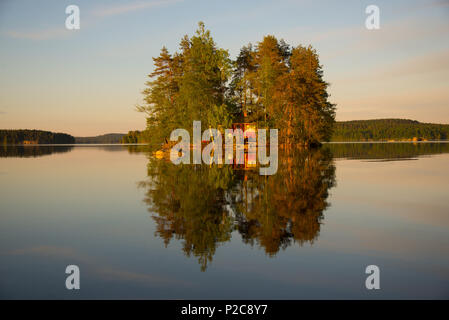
[1,143,448,299]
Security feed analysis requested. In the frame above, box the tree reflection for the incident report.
[139,147,336,271]
[0,145,74,158]
[233,148,336,256]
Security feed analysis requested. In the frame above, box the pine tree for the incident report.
[230,44,255,120]
[139,22,232,144]
[287,46,335,145]
[248,36,288,128]
[139,24,336,147]
[177,22,232,132]
[138,46,180,144]
[269,45,335,146]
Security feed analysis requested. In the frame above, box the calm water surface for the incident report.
[1,143,448,299]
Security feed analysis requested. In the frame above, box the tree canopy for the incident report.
[138,22,335,147]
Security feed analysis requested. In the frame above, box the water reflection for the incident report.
[138,147,336,271]
[0,145,74,158]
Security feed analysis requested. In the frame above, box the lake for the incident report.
[1,143,448,299]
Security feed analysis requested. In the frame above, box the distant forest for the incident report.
[0,129,74,144]
[326,142,449,160]
[75,133,125,144]
[331,119,449,142]
[122,119,449,144]
[4,119,448,146]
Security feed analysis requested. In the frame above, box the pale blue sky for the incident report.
[0,0,448,136]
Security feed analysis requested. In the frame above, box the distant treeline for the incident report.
[0,129,75,144]
[75,133,125,144]
[331,119,449,141]
[326,142,449,160]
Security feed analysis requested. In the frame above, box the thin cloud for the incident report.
[336,86,449,123]
[92,0,183,17]
[383,50,449,78]
[420,0,449,9]
[282,15,449,62]
[2,0,182,40]
[333,49,449,85]
[2,27,71,41]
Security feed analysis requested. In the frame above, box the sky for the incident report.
[0,0,448,136]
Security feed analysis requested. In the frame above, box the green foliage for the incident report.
[121,131,140,143]
[230,37,336,146]
[249,35,289,128]
[139,22,232,145]
[120,130,153,144]
[270,45,336,145]
[139,23,335,147]
[229,44,255,120]
[332,119,449,141]
[207,104,233,131]
[0,129,74,144]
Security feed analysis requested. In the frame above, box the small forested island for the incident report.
[332,119,449,142]
[0,129,75,144]
[134,22,336,148]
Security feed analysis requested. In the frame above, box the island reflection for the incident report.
[137,147,336,271]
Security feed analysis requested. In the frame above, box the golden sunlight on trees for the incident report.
[138,22,335,147]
